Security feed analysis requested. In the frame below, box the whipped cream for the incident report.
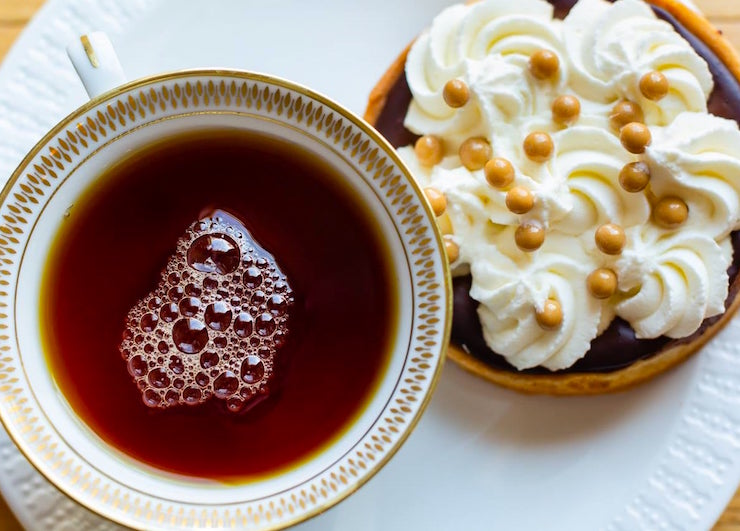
[614,226,731,339]
[565,0,713,124]
[645,113,740,239]
[405,0,566,154]
[470,231,613,371]
[401,0,740,370]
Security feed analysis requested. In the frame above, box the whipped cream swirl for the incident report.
[614,226,731,339]
[564,0,713,124]
[401,0,740,370]
[645,113,740,239]
[533,126,651,233]
[405,0,564,151]
[470,232,612,371]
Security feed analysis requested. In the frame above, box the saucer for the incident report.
[1,0,740,529]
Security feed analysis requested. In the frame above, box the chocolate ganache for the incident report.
[372,0,740,374]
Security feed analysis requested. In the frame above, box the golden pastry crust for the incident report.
[365,42,412,126]
[364,0,740,395]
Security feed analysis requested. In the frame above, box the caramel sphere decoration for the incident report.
[424,187,447,217]
[552,95,581,125]
[609,101,644,131]
[505,187,535,215]
[619,161,651,193]
[654,196,689,228]
[639,71,669,101]
[529,49,560,80]
[484,157,515,189]
[515,222,545,252]
[443,79,470,108]
[459,137,492,171]
[587,268,618,299]
[595,223,626,255]
[620,122,651,154]
[536,298,563,330]
[444,235,460,263]
[438,214,454,236]
[414,135,444,167]
[523,132,554,162]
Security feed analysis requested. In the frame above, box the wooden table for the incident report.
[2,0,740,529]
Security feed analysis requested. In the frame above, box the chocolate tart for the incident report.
[365,0,740,394]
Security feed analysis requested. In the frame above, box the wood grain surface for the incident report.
[0,0,739,529]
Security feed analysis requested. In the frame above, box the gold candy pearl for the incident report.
[620,122,652,154]
[424,187,447,217]
[535,298,563,330]
[484,157,515,189]
[515,222,545,252]
[552,95,581,126]
[587,268,618,299]
[505,187,535,215]
[443,79,470,108]
[459,137,492,171]
[619,161,651,193]
[654,196,688,228]
[523,131,554,163]
[639,71,669,101]
[595,223,626,255]
[529,49,560,80]
[438,214,454,236]
[444,235,460,263]
[414,135,444,167]
[609,100,644,132]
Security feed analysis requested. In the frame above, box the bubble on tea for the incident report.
[119,209,294,412]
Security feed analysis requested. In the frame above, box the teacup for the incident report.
[0,33,450,529]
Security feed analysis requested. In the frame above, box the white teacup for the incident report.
[0,33,450,529]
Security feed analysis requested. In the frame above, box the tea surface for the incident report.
[41,128,396,482]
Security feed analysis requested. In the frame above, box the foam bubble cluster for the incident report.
[119,209,294,412]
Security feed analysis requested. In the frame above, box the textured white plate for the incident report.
[1,0,739,530]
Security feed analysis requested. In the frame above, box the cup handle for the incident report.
[66,32,127,99]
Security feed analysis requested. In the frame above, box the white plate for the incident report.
[1,0,739,530]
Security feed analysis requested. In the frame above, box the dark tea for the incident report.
[40,128,397,482]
